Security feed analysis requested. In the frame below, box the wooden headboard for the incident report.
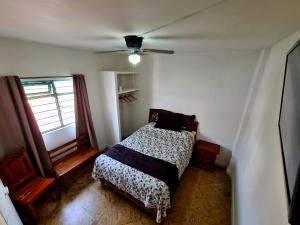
[148,108,198,133]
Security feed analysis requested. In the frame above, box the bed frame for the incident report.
[99,112,199,223]
[100,178,158,217]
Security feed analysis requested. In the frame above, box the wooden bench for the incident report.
[48,136,99,185]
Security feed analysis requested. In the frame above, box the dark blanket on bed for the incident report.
[104,144,179,199]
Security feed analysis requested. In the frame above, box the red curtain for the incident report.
[0,76,54,177]
[72,74,98,148]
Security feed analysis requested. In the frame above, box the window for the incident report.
[22,79,75,133]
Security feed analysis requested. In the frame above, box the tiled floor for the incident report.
[39,166,231,225]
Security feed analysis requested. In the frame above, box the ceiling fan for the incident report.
[93,1,226,64]
[96,35,174,64]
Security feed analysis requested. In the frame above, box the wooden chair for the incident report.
[0,148,58,222]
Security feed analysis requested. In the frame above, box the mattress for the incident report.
[92,123,194,222]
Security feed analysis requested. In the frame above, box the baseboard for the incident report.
[227,162,237,225]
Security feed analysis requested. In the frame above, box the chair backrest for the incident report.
[0,148,36,192]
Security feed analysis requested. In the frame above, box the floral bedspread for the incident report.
[92,123,194,223]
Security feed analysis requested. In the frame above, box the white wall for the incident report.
[0,37,125,149]
[131,55,155,130]
[232,29,300,225]
[151,51,260,166]
[42,124,76,150]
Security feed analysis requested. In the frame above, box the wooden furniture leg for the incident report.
[27,204,39,222]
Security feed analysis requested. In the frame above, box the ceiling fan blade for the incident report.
[143,49,175,54]
[95,50,129,54]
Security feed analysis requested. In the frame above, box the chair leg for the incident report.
[56,177,68,191]
[26,204,39,223]
[52,184,62,201]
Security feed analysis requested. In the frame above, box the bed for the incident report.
[92,109,198,223]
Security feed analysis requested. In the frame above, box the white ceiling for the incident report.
[0,0,299,52]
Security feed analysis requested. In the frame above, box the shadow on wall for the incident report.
[132,55,155,129]
[216,147,232,168]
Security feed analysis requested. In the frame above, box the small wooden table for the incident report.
[194,140,220,171]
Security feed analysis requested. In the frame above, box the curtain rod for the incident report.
[21,76,73,79]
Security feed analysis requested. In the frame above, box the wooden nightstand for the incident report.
[194,140,220,171]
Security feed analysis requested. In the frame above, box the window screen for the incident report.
[22,79,75,133]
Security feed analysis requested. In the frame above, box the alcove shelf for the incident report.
[100,71,139,146]
[116,71,138,75]
[118,88,139,95]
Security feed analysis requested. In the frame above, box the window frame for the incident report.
[22,79,75,134]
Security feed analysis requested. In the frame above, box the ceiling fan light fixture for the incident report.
[128,53,141,65]
[95,35,174,55]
